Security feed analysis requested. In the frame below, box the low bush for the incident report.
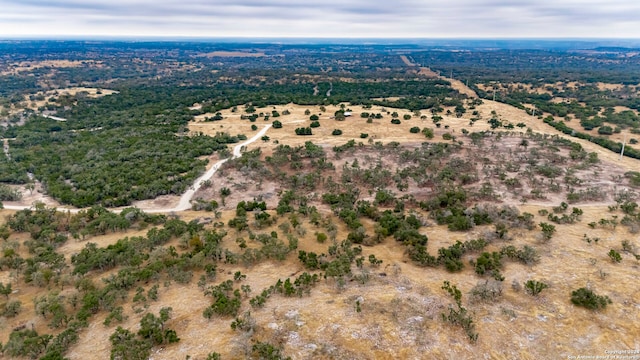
[570,287,611,310]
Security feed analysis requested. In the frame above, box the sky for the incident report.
[1,0,639,39]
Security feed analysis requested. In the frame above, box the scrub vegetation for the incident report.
[0,40,639,359]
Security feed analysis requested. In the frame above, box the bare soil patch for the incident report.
[0,60,101,76]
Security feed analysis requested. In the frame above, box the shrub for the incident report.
[524,280,548,296]
[469,280,502,304]
[539,222,556,241]
[109,327,151,360]
[310,121,320,128]
[272,120,282,128]
[441,281,478,342]
[360,133,369,139]
[316,232,327,243]
[332,129,343,136]
[407,244,437,267]
[422,127,434,139]
[3,300,22,317]
[295,127,313,136]
[598,126,613,135]
[207,353,222,360]
[473,252,503,281]
[570,287,611,310]
[4,329,53,358]
[608,249,622,263]
[409,127,420,133]
[251,341,291,360]
[0,184,21,201]
[390,119,401,125]
[310,114,319,121]
[500,245,539,265]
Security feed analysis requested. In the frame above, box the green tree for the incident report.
[571,288,611,310]
[109,327,151,360]
[0,282,11,298]
[422,128,434,139]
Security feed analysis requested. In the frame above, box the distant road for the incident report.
[400,55,478,98]
[41,114,67,121]
[2,124,272,214]
[2,139,10,159]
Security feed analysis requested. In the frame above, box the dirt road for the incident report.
[400,55,478,98]
[2,124,272,213]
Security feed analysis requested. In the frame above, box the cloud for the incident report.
[0,0,638,38]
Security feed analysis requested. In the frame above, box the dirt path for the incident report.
[447,78,478,98]
[2,138,9,159]
[400,55,478,98]
[2,124,272,213]
[41,113,67,122]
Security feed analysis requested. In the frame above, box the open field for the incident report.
[0,60,102,76]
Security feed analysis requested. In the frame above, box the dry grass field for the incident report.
[2,76,640,359]
[0,60,101,76]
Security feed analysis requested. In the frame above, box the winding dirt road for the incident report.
[2,124,272,213]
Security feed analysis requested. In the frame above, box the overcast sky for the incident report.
[1,0,639,39]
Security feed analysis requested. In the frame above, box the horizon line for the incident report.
[2,35,640,41]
